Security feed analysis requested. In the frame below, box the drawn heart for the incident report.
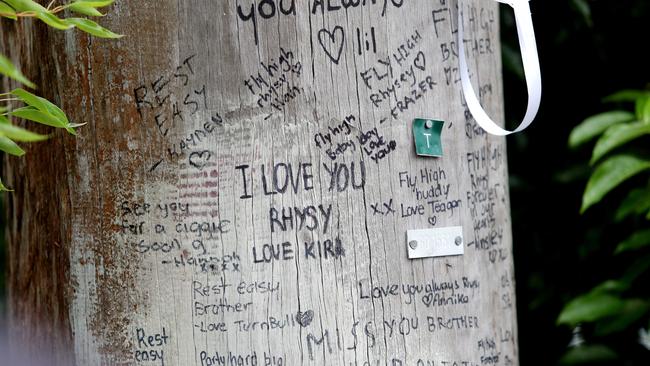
[427,216,437,226]
[421,293,433,307]
[413,51,426,71]
[295,310,315,328]
[189,150,212,170]
[318,26,345,65]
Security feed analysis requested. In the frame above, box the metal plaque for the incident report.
[407,226,464,259]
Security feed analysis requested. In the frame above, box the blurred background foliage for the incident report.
[1,0,650,364]
[503,0,650,365]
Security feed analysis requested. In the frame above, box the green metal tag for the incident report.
[413,118,444,157]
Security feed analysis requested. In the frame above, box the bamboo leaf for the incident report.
[0,54,36,88]
[67,2,104,17]
[3,0,72,29]
[10,107,79,135]
[568,111,634,149]
[65,0,116,16]
[10,106,63,127]
[74,0,114,7]
[11,88,68,124]
[35,11,73,30]
[0,122,49,142]
[66,18,122,38]
[590,121,650,164]
[615,229,650,254]
[10,106,65,128]
[581,155,650,213]
[558,292,625,326]
[0,2,17,20]
[0,135,25,156]
[2,0,37,11]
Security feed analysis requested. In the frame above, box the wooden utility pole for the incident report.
[2,0,518,365]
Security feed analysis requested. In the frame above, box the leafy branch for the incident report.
[0,0,121,191]
[558,89,650,364]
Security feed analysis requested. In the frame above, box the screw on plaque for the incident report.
[455,236,463,246]
[413,118,444,157]
[409,240,418,250]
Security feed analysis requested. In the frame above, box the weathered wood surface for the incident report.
[3,0,517,365]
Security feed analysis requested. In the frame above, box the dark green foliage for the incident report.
[504,1,650,365]
[555,91,650,363]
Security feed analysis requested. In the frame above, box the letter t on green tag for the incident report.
[413,118,444,157]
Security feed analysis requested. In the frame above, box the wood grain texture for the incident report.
[3,1,518,365]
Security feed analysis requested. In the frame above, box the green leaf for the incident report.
[0,54,36,88]
[557,292,625,326]
[603,90,650,103]
[11,106,66,128]
[615,229,650,254]
[0,122,49,142]
[10,107,79,135]
[0,177,12,192]
[66,0,115,14]
[2,0,36,11]
[581,154,650,213]
[637,97,650,123]
[635,97,650,122]
[615,186,650,222]
[74,0,114,7]
[0,2,17,20]
[0,135,25,156]
[35,11,73,30]
[11,88,68,124]
[568,111,634,149]
[66,18,122,38]
[594,299,649,336]
[67,3,103,16]
[590,121,650,164]
[3,0,73,29]
[559,344,618,364]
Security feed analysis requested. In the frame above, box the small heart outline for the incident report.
[413,51,426,71]
[189,150,212,170]
[295,310,315,328]
[422,293,434,307]
[318,26,345,65]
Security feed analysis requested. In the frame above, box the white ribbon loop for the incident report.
[458,0,541,136]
